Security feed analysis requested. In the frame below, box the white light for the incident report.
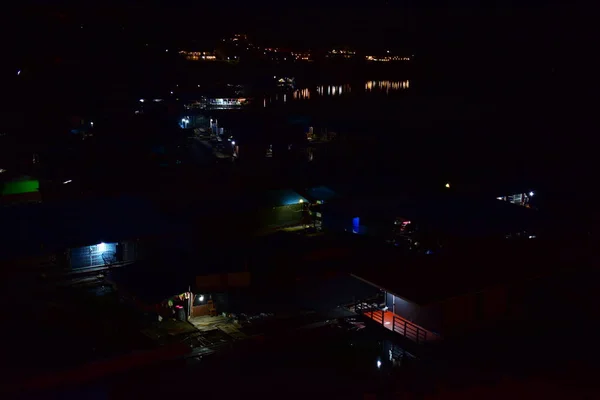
[90,121,94,127]
[63,180,72,184]
[529,191,534,197]
[231,141,236,145]
[17,70,21,76]
[165,49,168,52]
[445,182,450,188]
[199,295,204,302]
[0,169,6,174]
[387,50,390,53]
[182,118,186,122]
[528,235,536,239]
[299,199,304,203]
[376,360,382,369]
[139,99,144,103]
[170,91,174,94]
[97,242,106,252]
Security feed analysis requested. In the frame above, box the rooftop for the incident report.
[349,236,587,305]
[0,195,173,261]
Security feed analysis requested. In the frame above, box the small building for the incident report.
[107,256,251,320]
[0,195,173,271]
[296,185,339,230]
[347,237,565,343]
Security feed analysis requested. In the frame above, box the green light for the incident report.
[1,180,39,195]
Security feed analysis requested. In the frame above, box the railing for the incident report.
[354,302,436,344]
[391,314,428,344]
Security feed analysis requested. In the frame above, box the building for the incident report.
[0,195,173,271]
[327,48,356,59]
[496,190,536,208]
[107,256,250,320]
[319,191,540,251]
[365,55,411,62]
[178,50,217,61]
[291,52,312,61]
[296,186,339,230]
[349,237,576,343]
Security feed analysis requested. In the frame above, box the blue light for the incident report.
[352,217,360,234]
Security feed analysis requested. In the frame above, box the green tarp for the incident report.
[1,180,39,195]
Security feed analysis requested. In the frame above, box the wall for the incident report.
[385,293,443,335]
[440,293,478,335]
[391,294,442,332]
[196,272,251,292]
[434,285,511,336]
[191,304,210,317]
[70,242,118,269]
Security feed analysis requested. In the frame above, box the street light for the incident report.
[445,182,450,188]
[529,191,534,197]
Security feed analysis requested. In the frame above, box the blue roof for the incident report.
[0,196,173,261]
[301,186,338,202]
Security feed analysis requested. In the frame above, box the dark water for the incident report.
[208,73,539,194]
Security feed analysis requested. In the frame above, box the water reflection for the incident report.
[365,80,409,93]
[293,88,311,100]
[315,84,352,96]
[264,80,410,105]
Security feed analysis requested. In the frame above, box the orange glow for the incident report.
[365,55,411,62]
[363,309,440,343]
[365,80,410,92]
